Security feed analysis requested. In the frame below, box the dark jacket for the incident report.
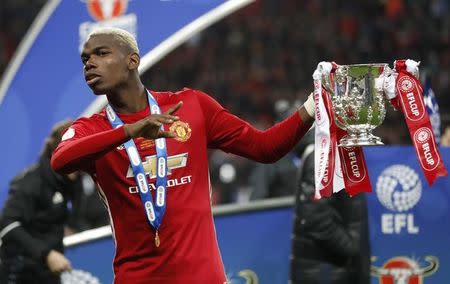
[290,138,371,284]
[66,173,109,232]
[0,156,78,283]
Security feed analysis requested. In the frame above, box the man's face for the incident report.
[81,34,131,95]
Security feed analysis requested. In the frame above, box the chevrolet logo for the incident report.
[126,153,188,179]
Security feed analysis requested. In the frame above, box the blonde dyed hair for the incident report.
[88,27,139,54]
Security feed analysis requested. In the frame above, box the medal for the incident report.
[106,90,168,249]
[155,230,160,247]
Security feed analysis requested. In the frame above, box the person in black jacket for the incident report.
[290,129,371,284]
[64,172,110,235]
[0,120,78,284]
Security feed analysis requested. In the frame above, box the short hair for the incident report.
[87,27,139,54]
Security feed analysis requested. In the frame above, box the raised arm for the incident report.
[51,103,182,174]
[51,123,128,174]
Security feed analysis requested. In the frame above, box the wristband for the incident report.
[303,93,315,118]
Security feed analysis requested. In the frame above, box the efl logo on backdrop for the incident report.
[79,0,137,52]
[371,256,439,284]
[376,164,421,234]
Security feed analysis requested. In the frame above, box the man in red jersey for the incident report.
[51,27,315,284]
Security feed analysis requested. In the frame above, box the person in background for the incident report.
[65,172,110,235]
[50,27,315,283]
[0,120,77,284]
[290,129,371,284]
[249,99,303,200]
[442,126,450,147]
[440,117,450,147]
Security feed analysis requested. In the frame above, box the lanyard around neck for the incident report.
[106,90,168,231]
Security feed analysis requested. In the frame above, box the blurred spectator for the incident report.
[290,130,371,284]
[249,99,304,200]
[439,115,450,147]
[0,0,48,77]
[442,126,450,147]
[209,151,256,204]
[0,120,75,284]
[65,172,110,235]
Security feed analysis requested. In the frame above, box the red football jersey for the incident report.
[52,88,310,284]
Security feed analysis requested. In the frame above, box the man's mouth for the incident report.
[85,74,101,86]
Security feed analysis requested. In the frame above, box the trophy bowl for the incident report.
[322,63,390,147]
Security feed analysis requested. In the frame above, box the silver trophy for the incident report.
[322,63,392,147]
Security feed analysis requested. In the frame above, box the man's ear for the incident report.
[128,53,140,70]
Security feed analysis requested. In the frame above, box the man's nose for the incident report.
[85,58,96,70]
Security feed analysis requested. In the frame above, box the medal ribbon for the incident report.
[106,90,168,232]
[392,60,448,185]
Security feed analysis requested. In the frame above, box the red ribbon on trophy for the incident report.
[336,128,372,196]
[313,62,371,198]
[390,59,448,185]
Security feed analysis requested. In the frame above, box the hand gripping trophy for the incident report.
[312,60,447,199]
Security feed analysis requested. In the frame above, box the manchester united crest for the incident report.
[170,121,192,142]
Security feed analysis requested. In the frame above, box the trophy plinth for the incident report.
[338,131,384,147]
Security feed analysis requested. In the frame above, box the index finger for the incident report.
[165,101,183,115]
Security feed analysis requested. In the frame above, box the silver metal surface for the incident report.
[322,64,390,146]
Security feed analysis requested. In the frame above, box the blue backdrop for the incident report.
[366,146,449,284]
[65,147,450,284]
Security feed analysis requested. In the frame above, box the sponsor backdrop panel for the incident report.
[215,208,293,283]
[366,146,449,284]
[63,238,115,283]
[65,146,449,283]
[0,0,230,206]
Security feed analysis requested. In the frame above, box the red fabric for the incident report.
[392,62,448,185]
[336,128,372,196]
[51,88,311,283]
[385,0,404,20]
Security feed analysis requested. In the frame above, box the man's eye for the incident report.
[98,51,109,56]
